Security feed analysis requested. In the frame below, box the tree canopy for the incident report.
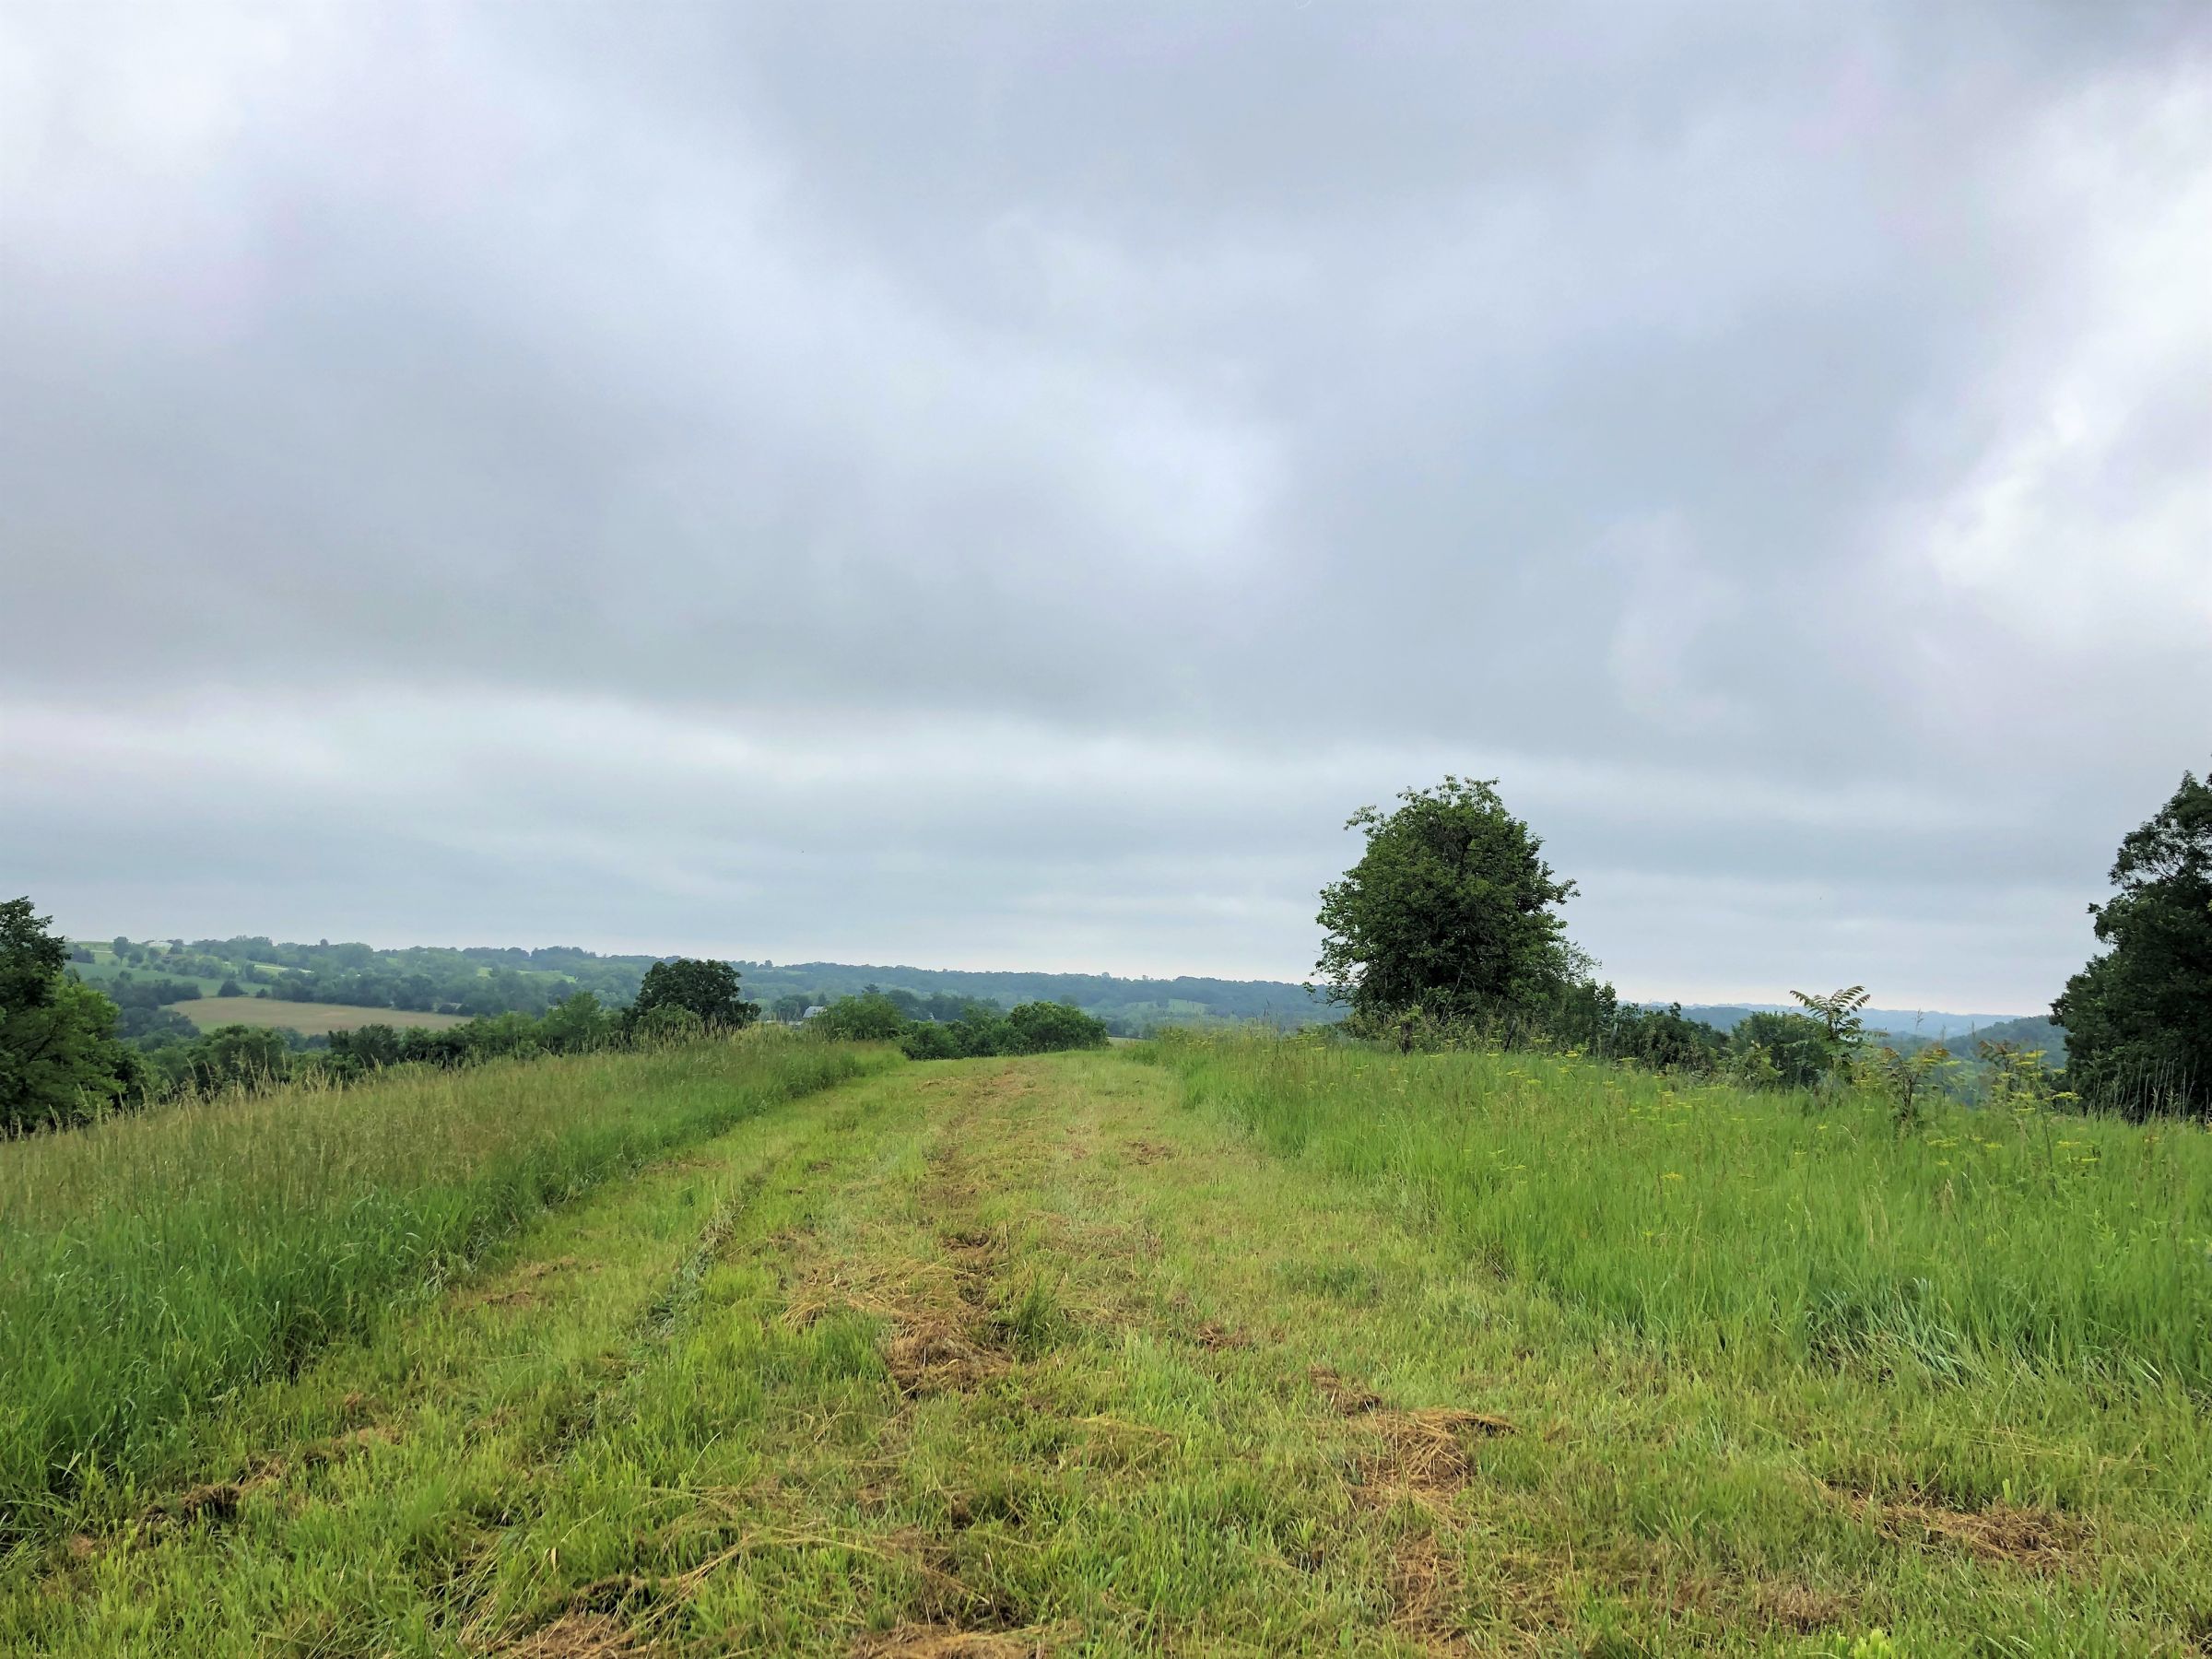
[1314,777,1578,1030]
[2,898,139,1135]
[630,958,759,1030]
[2053,766,2212,1117]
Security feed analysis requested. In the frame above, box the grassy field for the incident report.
[0,1032,885,1537]
[177,996,470,1033]
[2,1037,2207,1654]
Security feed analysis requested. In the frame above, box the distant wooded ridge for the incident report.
[73,932,2059,1048]
[1653,1005,2065,1057]
[66,935,1340,1033]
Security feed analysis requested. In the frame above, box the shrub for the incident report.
[811,993,910,1041]
[1006,1001,1111,1053]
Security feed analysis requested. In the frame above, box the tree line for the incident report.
[1,932,1110,1136]
[0,947,759,1135]
[8,762,2201,1133]
[1312,767,2210,1119]
[806,991,1111,1059]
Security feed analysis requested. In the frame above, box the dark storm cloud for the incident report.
[2,1,2206,1006]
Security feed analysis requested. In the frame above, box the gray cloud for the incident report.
[3,0,2206,1009]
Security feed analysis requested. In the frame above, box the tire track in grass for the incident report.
[1,1071,912,1659]
[658,1057,1447,1654]
[21,1053,2186,1656]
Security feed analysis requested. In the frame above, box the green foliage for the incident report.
[631,1005,706,1047]
[1,900,139,1136]
[537,990,618,1053]
[1789,985,1872,1070]
[799,991,1116,1061]
[1314,777,1577,1029]
[891,998,1109,1061]
[1728,1011,1833,1090]
[75,934,1348,1037]
[632,958,759,1030]
[1867,1041,1957,1129]
[2053,765,2212,1117]
[810,993,911,1042]
[2,900,69,1010]
[1978,1039,2064,1113]
[1606,1001,1727,1073]
[1006,1000,1112,1054]
[156,1025,290,1098]
[1950,1014,2066,1063]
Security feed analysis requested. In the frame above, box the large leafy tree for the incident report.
[631,958,759,1029]
[2,897,139,1134]
[1314,777,1578,1029]
[2053,767,2212,1117]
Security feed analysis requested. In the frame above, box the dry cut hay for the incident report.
[1359,1407,1517,1499]
[783,1236,1012,1396]
[853,1624,1056,1658]
[491,1612,645,1658]
[1835,1483,2089,1568]
[886,1319,1011,1395]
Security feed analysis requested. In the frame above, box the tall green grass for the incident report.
[0,1031,887,1535]
[1157,1031,2212,1391]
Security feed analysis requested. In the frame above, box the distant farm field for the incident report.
[178,998,468,1034]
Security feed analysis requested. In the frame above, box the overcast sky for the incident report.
[4,1,2207,1011]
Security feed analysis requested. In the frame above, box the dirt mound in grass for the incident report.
[1309,1363,1383,1415]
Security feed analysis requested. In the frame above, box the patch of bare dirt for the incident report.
[1309,1364,1382,1416]
[141,1458,286,1528]
[853,1624,1055,1658]
[463,1256,593,1311]
[1384,1526,1466,1651]
[1752,1583,1848,1632]
[1830,1481,2089,1568]
[492,1611,646,1657]
[302,1422,402,1465]
[781,1091,1040,1403]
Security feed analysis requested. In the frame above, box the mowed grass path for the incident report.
[5,1053,2206,1654]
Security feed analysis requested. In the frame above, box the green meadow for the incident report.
[2,1035,2207,1655]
